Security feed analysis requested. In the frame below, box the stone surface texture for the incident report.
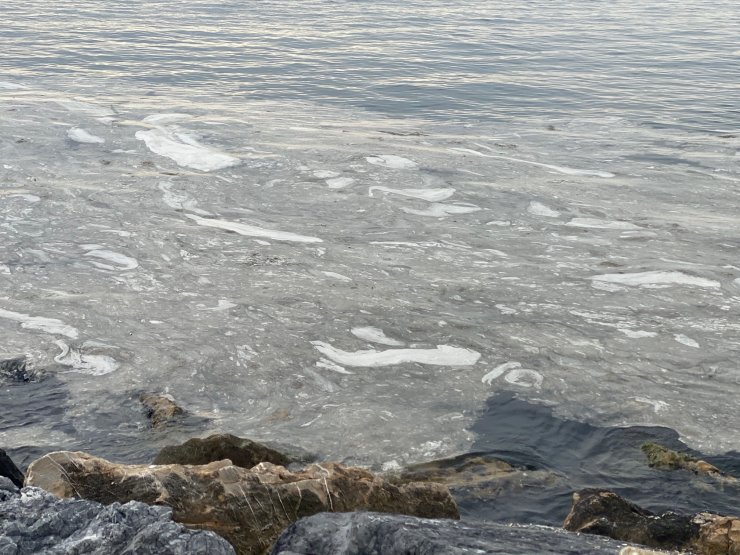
[564,489,740,554]
[0,450,24,489]
[271,511,640,554]
[139,393,185,428]
[0,476,235,555]
[153,434,294,468]
[25,451,458,554]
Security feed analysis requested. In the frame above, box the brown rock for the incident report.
[26,451,459,555]
[641,442,735,482]
[153,434,294,468]
[564,489,740,555]
[139,393,184,428]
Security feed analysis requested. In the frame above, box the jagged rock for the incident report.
[0,355,41,382]
[564,489,740,554]
[271,511,639,554]
[0,449,24,488]
[153,434,294,468]
[0,476,234,554]
[642,442,735,481]
[26,451,459,554]
[139,392,184,428]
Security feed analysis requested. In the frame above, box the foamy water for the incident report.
[1,0,739,473]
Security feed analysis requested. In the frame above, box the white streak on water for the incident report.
[401,203,481,217]
[618,328,658,339]
[322,271,352,282]
[53,340,119,376]
[0,308,78,338]
[365,155,418,169]
[368,186,456,202]
[84,249,139,270]
[159,182,211,215]
[566,218,642,230]
[326,177,355,189]
[350,326,405,347]
[674,334,700,348]
[185,214,323,243]
[311,341,480,367]
[135,127,240,171]
[316,358,353,375]
[450,147,615,178]
[9,194,40,203]
[527,201,560,218]
[482,361,521,385]
[67,128,105,144]
[591,271,720,288]
[504,368,543,388]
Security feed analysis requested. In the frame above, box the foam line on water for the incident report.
[591,271,720,288]
[185,214,322,243]
[0,308,78,338]
[350,326,405,346]
[311,341,480,367]
[368,186,456,202]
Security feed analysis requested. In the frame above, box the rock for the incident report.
[564,489,740,554]
[271,511,641,554]
[139,392,184,428]
[0,449,24,488]
[642,442,735,481]
[0,355,40,382]
[153,434,294,468]
[0,477,235,554]
[26,451,459,554]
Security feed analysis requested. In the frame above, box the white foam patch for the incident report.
[84,249,138,270]
[527,201,560,218]
[316,358,353,375]
[591,271,720,288]
[504,368,543,388]
[0,82,26,90]
[159,182,211,215]
[350,326,405,347]
[67,128,105,144]
[402,203,481,217]
[322,271,352,282]
[618,328,657,338]
[368,186,456,202]
[9,194,41,203]
[54,341,119,376]
[450,147,615,178]
[205,299,237,311]
[674,334,700,348]
[366,155,418,169]
[482,361,521,385]
[566,218,642,230]
[313,170,340,179]
[143,113,193,125]
[311,341,480,367]
[185,213,322,243]
[0,308,78,338]
[0,264,10,275]
[326,177,355,189]
[135,128,240,171]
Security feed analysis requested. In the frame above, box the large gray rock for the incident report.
[0,477,234,554]
[271,511,640,554]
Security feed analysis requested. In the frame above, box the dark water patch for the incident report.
[458,393,740,525]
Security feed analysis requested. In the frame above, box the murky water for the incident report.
[1,0,739,518]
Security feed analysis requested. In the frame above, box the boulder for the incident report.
[641,442,735,481]
[0,476,234,554]
[25,451,458,554]
[139,392,184,428]
[153,434,294,468]
[0,449,24,488]
[563,489,740,554]
[271,511,641,554]
[0,355,40,382]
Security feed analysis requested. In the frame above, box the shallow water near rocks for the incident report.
[1,0,739,532]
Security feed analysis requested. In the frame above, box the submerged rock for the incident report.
[0,449,24,488]
[0,476,235,554]
[271,511,637,554]
[642,442,735,481]
[153,433,294,468]
[139,392,185,428]
[563,489,740,554]
[0,355,41,382]
[26,451,458,554]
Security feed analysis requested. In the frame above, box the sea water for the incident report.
[1,1,739,484]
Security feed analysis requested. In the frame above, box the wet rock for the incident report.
[26,451,459,555]
[0,450,24,488]
[0,355,41,382]
[0,476,235,554]
[153,433,294,468]
[642,442,735,481]
[139,392,185,428]
[271,511,638,554]
[564,489,740,554]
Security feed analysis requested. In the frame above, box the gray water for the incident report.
[1,0,739,496]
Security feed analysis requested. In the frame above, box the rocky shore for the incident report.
[2,428,739,554]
